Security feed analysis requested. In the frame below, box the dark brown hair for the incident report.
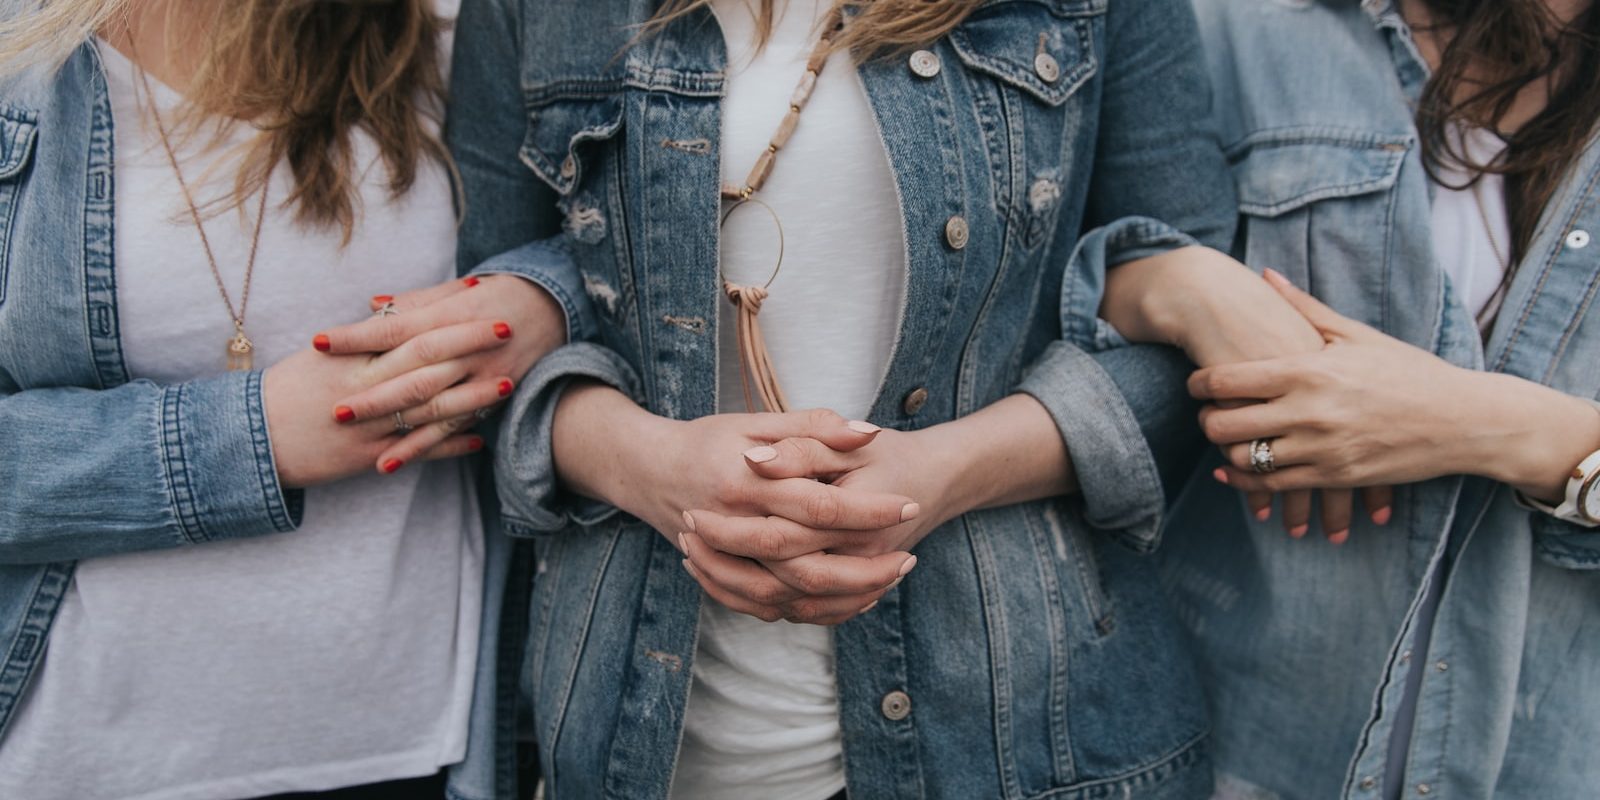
[1414,1,1600,300]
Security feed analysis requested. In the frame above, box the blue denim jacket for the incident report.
[450,0,1238,797]
[0,41,596,800]
[1154,2,1600,798]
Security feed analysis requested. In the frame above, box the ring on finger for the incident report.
[1249,438,1277,474]
[374,301,400,318]
[393,410,414,435]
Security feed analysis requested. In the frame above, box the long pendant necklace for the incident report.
[719,7,844,413]
[138,68,269,371]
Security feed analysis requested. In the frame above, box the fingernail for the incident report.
[1329,529,1350,545]
[1212,468,1230,485]
[899,502,920,523]
[312,334,331,352]
[1371,506,1393,526]
[381,458,405,474]
[889,577,904,590]
[743,446,778,463]
[498,379,514,397]
[682,559,701,579]
[493,322,512,339]
[333,405,356,423]
[372,294,393,305]
[1254,506,1271,522]
[681,510,697,532]
[468,436,485,451]
[677,532,688,554]
[1263,267,1288,285]
[463,276,480,287]
[847,420,881,434]
[897,555,918,578]
[1289,524,1309,539]
[861,600,880,614]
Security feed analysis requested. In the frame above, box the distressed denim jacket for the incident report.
[451,0,1238,797]
[0,41,597,800]
[1154,1,1600,798]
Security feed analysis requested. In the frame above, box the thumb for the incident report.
[1262,268,1370,341]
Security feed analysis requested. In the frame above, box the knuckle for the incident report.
[788,563,832,595]
[376,320,410,351]
[751,521,790,561]
[801,490,843,528]
[749,580,792,607]
[806,407,842,430]
[401,381,434,409]
[782,597,824,623]
[754,607,784,623]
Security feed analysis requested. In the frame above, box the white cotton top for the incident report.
[1429,124,1512,320]
[671,1,907,799]
[0,7,484,799]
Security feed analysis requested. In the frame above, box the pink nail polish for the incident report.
[1329,530,1350,545]
[847,420,881,434]
[743,446,778,463]
[1213,468,1230,485]
[897,555,918,578]
[682,510,697,532]
[677,532,688,553]
[1289,524,1309,539]
[899,503,921,523]
[1254,506,1272,522]
[861,600,880,614]
[1371,506,1393,526]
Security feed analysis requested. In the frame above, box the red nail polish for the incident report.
[468,437,485,451]
[498,379,514,397]
[312,334,331,352]
[333,406,356,423]
[493,322,512,339]
[463,276,480,287]
[381,458,405,474]
[372,294,393,305]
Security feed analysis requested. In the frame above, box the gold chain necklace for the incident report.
[137,68,269,371]
[718,8,844,413]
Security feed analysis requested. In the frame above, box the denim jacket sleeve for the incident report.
[0,371,302,565]
[447,0,598,346]
[1015,0,1235,553]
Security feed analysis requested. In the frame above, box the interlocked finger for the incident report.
[685,509,861,562]
[362,319,512,386]
[334,360,471,424]
[743,436,866,481]
[753,479,918,531]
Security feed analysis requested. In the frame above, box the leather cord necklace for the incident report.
[719,7,844,413]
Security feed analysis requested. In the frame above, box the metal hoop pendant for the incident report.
[719,197,785,291]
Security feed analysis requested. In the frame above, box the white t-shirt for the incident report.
[671,1,906,799]
[0,8,484,799]
[1429,124,1511,319]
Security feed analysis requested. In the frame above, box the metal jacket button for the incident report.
[881,690,912,721]
[1035,52,1061,83]
[560,155,577,179]
[909,50,941,78]
[944,215,969,250]
[903,387,930,415]
[1568,229,1590,249]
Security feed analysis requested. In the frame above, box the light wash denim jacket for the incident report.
[0,41,598,800]
[1153,1,1600,798]
[450,0,1238,797]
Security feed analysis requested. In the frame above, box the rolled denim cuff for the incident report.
[1016,341,1168,552]
[1530,513,1600,570]
[470,237,599,344]
[163,370,302,544]
[1060,216,1201,352]
[495,342,643,536]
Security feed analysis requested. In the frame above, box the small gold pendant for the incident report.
[226,330,254,371]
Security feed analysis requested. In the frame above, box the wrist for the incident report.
[1460,372,1600,499]
[552,382,659,507]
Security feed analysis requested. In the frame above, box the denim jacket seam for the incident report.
[245,370,299,533]
[1490,161,1600,374]
[159,383,210,545]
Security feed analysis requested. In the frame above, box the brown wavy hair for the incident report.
[1413,0,1600,306]
[644,0,982,58]
[1,0,449,243]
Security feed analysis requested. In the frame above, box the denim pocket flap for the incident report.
[0,105,39,181]
[948,2,1102,107]
[518,90,624,196]
[1229,129,1411,217]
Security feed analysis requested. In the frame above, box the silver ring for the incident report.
[1249,438,1277,474]
[375,302,400,317]
[393,411,414,434]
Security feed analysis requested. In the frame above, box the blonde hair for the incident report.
[0,0,449,243]
[645,0,983,58]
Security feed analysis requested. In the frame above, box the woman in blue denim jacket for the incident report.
[0,2,592,797]
[1100,0,1600,797]
[449,0,1245,797]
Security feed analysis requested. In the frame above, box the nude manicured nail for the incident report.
[1288,524,1309,539]
[1329,529,1350,546]
[677,532,688,553]
[682,559,701,579]
[743,446,778,463]
[1263,268,1289,286]
[493,322,512,339]
[463,276,480,287]
[900,503,921,523]
[682,510,697,532]
[381,458,405,474]
[1212,468,1230,485]
[847,420,881,434]
[861,600,880,614]
[1254,506,1272,522]
[897,555,918,578]
[372,294,393,305]
[1371,506,1393,526]
[312,334,331,352]
[333,405,356,423]
[498,379,515,397]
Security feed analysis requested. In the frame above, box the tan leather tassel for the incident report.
[724,282,789,413]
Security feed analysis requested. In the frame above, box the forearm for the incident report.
[551,381,669,516]
[926,394,1076,516]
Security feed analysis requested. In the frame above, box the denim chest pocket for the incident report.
[949,0,1103,252]
[0,105,39,308]
[1230,129,1409,302]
